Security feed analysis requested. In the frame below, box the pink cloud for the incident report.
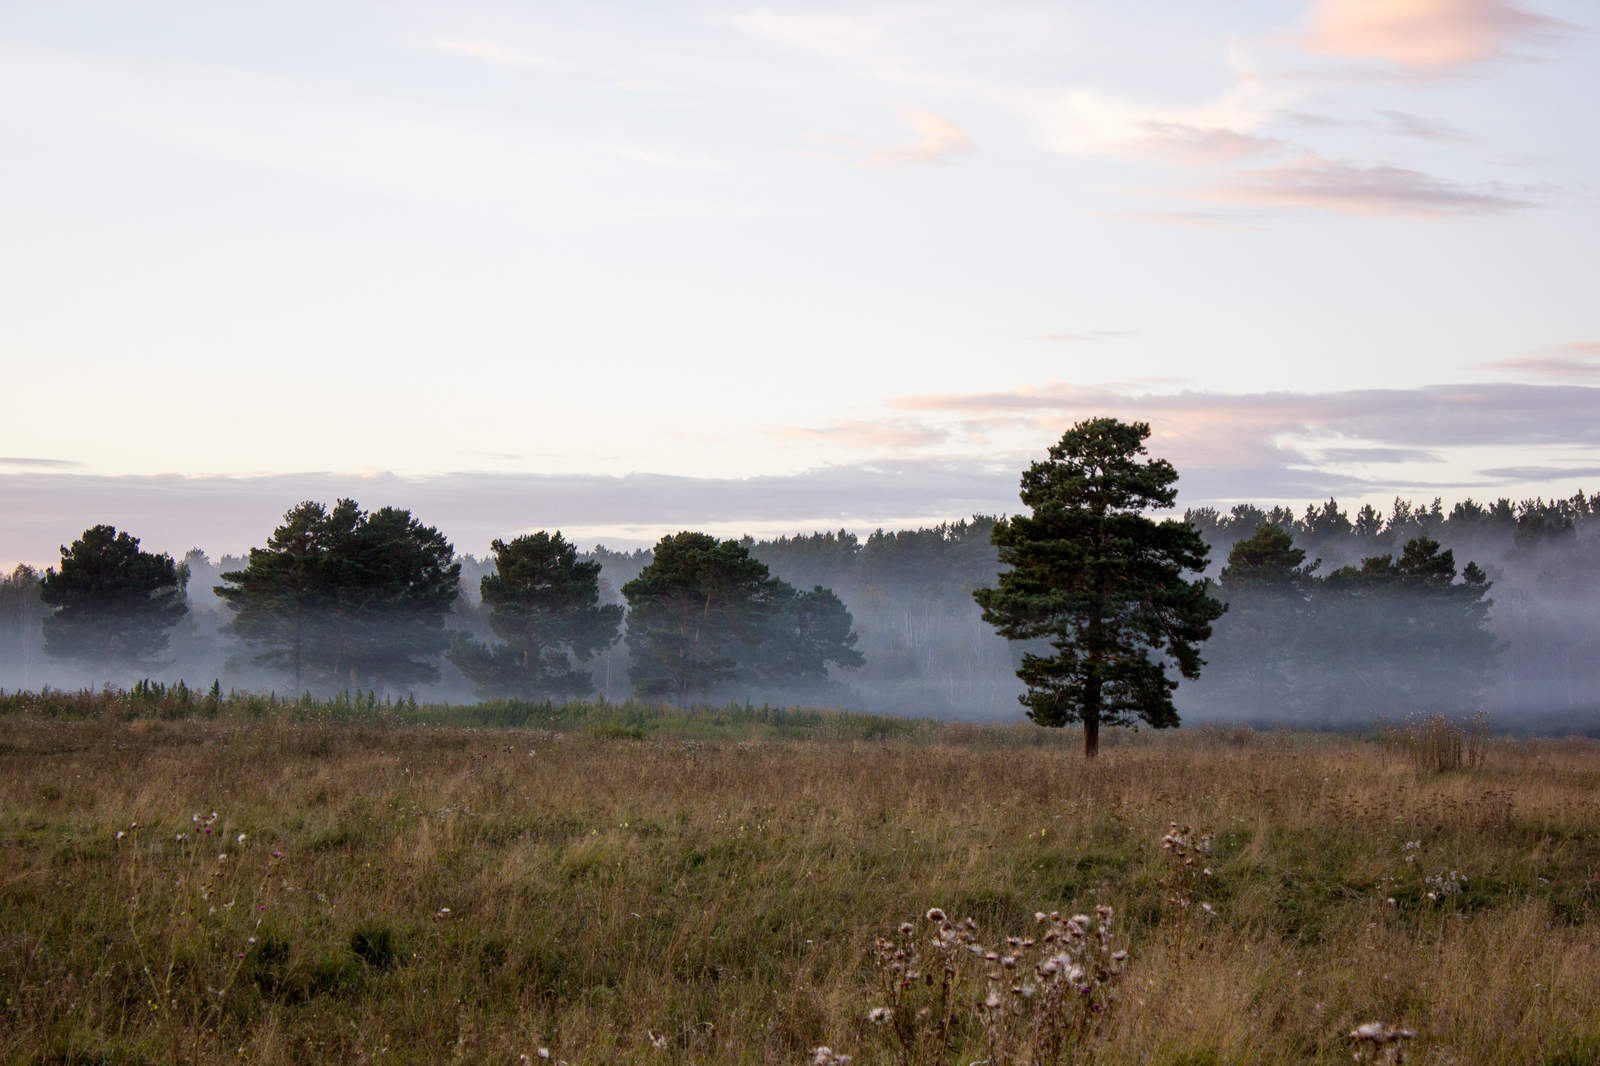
[868,110,975,168]
[1198,154,1528,216]
[877,380,1600,474]
[1478,342,1600,381]
[1297,0,1569,71]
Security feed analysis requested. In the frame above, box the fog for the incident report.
[3,493,1598,734]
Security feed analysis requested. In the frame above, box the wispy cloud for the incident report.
[1316,446,1444,463]
[886,380,1600,454]
[807,109,977,168]
[0,457,82,468]
[1478,342,1600,380]
[868,110,976,167]
[765,419,951,450]
[0,463,1020,565]
[1038,81,1285,162]
[1379,109,1471,141]
[1198,154,1528,216]
[1295,0,1571,72]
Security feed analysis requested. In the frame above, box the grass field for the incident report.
[2,692,1598,1065]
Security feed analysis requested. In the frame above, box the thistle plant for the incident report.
[1159,823,1213,963]
[1349,1021,1416,1064]
[864,905,1129,1066]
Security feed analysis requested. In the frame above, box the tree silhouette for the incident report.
[622,532,783,706]
[447,531,623,700]
[975,418,1224,757]
[40,525,188,675]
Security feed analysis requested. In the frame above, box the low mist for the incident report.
[3,492,1598,734]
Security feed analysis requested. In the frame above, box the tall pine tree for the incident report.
[975,418,1224,757]
[447,532,623,700]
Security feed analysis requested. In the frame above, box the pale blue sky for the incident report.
[2,0,1597,560]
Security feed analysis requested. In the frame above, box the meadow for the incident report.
[2,692,1598,1065]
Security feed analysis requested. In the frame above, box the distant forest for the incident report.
[2,490,1598,728]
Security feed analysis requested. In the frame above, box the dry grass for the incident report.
[1,708,1598,1065]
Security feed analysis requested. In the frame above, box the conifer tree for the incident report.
[975,418,1224,757]
[621,532,784,706]
[40,525,188,674]
[447,532,623,700]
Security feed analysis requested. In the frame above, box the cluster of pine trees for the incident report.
[4,503,864,706]
[2,470,1595,724]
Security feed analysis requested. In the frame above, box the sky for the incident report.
[2,0,1597,564]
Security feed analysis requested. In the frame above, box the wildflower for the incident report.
[115,831,125,840]
[898,922,914,934]
[984,992,1001,1009]
[868,1007,892,1024]
[1034,911,1047,923]
[1387,898,1397,906]
[217,854,227,863]
[1200,903,1215,915]
[648,1029,668,1050]
[271,851,282,859]
[538,1051,550,1060]
[237,834,247,844]
[811,1047,852,1066]
[925,908,946,922]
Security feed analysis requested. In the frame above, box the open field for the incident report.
[2,697,1599,1065]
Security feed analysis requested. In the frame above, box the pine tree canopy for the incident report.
[217,499,459,694]
[974,418,1224,757]
[39,525,188,674]
[621,532,786,706]
[446,531,623,700]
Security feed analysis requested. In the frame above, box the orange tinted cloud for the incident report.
[869,110,976,168]
[1298,0,1567,70]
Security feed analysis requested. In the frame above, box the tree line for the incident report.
[7,417,1589,735]
[10,505,864,707]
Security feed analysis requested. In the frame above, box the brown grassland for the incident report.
[1,693,1598,1065]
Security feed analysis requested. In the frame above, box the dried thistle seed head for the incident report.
[898,922,915,934]
[868,1007,892,1024]
[925,908,947,922]
[1034,912,1048,923]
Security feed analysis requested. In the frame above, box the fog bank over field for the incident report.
[3,489,1600,733]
